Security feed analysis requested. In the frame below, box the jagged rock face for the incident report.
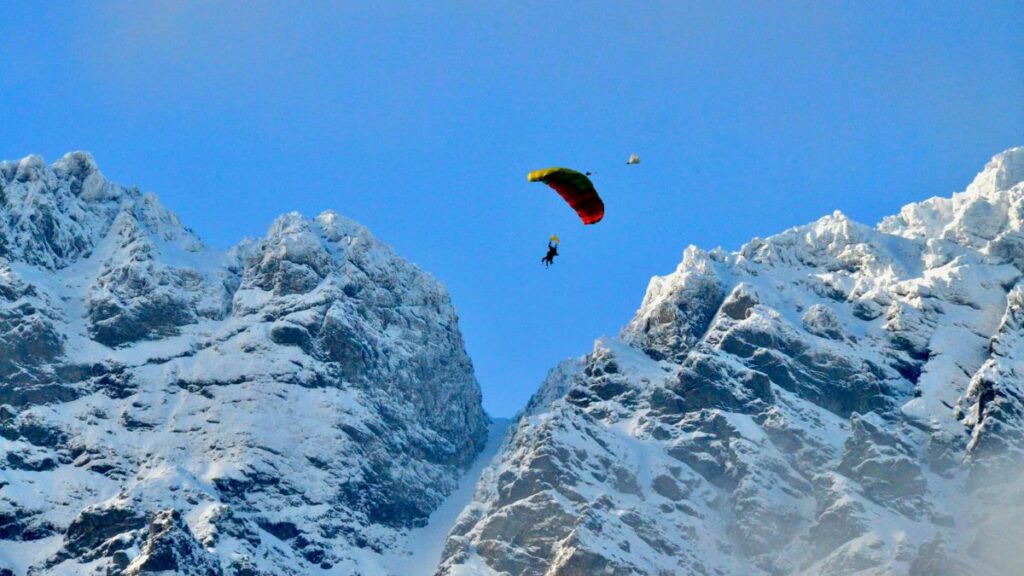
[440,147,1024,576]
[0,154,487,575]
[123,510,222,576]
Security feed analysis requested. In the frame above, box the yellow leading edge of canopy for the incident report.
[527,167,570,182]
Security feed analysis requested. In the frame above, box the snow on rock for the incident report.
[439,147,1024,576]
[0,154,488,575]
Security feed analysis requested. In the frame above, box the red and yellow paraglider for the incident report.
[527,167,604,225]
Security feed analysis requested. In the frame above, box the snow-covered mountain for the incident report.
[438,147,1024,576]
[0,153,488,575]
[5,148,1024,576]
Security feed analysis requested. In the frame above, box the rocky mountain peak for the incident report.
[0,152,488,575]
[967,146,1024,197]
[0,153,201,271]
[880,148,1024,252]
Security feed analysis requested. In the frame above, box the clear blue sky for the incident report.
[1,2,1021,416]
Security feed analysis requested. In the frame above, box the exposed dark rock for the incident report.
[839,414,927,514]
[64,506,146,558]
[124,510,222,576]
[88,294,196,348]
[269,322,311,349]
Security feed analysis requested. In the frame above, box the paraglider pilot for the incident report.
[542,241,558,267]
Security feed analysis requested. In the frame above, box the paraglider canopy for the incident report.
[527,167,605,225]
[627,153,640,165]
